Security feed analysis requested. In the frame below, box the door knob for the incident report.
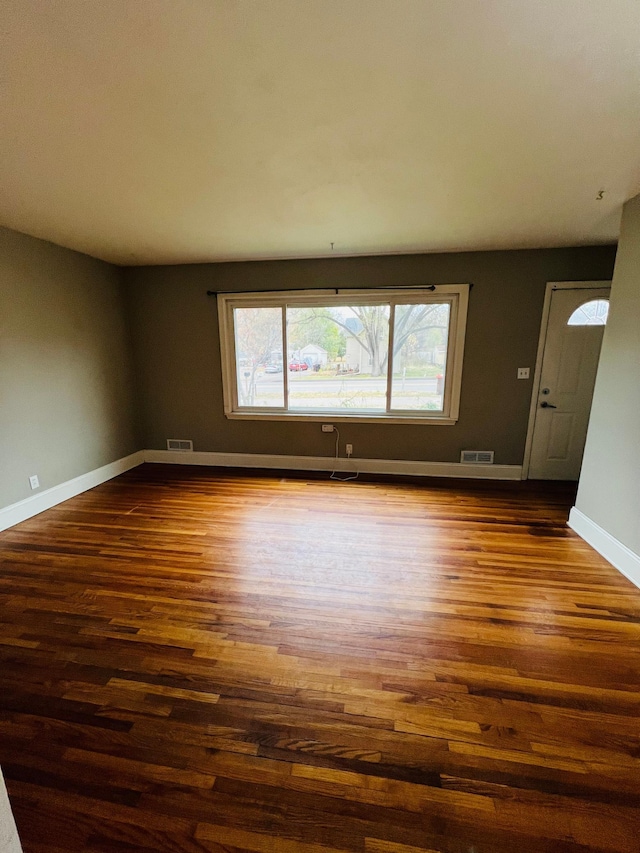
[540,401,557,408]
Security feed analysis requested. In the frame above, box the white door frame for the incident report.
[521,280,611,480]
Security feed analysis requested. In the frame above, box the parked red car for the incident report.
[288,360,309,371]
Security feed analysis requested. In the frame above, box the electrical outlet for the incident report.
[321,424,334,432]
[29,475,40,490]
[517,367,530,380]
[346,444,353,457]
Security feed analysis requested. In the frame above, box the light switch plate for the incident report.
[517,367,530,380]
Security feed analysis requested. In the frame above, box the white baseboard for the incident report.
[0,450,145,533]
[1,768,23,853]
[568,507,640,591]
[0,448,522,536]
[143,449,522,480]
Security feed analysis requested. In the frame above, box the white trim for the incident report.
[218,285,468,303]
[0,767,23,853]
[522,281,611,479]
[444,285,468,422]
[521,281,554,478]
[225,412,457,426]
[568,507,640,591]
[143,449,522,480]
[0,451,145,533]
[0,447,522,536]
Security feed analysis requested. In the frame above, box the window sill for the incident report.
[225,411,458,426]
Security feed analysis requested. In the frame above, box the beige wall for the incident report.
[0,228,138,510]
[576,195,640,556]
[124,246,615,465]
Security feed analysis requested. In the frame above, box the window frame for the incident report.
[217,285,469,425]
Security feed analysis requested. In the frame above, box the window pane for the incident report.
[287,304,390,411]
[234,307,284,407]
[390,303,450,411]
[567,299,609,326]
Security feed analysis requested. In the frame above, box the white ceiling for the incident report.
[1,1,639,266]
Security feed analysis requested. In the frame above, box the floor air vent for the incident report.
[167,439,193,451]
[461,450,494,464]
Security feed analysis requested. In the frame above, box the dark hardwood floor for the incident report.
[1,464,640,853]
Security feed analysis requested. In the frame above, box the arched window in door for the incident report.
[567,299,609,326]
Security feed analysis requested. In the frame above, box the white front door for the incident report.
[529,284,610,480]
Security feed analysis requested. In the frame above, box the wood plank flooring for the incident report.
[1,464,640,853]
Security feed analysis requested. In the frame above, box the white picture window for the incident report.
[218,286,469,424]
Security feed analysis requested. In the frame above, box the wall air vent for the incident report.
[167,439,193,452]
[460,450,494,464]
